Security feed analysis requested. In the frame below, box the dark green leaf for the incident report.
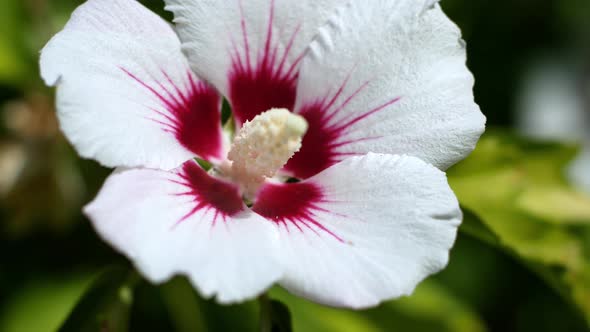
[221,98,232,125]
[58,266,139,332]
[269,299,293,332]
[159,277,206,332]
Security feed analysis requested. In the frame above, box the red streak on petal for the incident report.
[238,0,251,69]
[122,68,224,161]
[228,0,302,125]
[173,162,244,226]
[253,182,343,242]
[285,72,401,179]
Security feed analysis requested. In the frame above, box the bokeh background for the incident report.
[1,0,590,331]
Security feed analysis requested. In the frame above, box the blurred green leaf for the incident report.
[159,280,259,332]
[269,279,485,332]
[58,266,138,332]
[159,277,206,332]
[448,130,590,323]
[382,280,486,332]
[517,188,590,224]
[459,208,501,246]
[0,273,94,332]
[268,299,293,332]
[449,130,579,178]
[259,295,293,332]
[0,0,30,85]
[269,287,380,332]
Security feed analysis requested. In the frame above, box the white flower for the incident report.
[40,0,485,308]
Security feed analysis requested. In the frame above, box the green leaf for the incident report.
[259,295,293,332]
[221,98,233,126]
[269,287,380,332]
[448,130,590,323]
[171,289,259,332]
[0,0,30,85]
[0,273,94,332]
[458,208,500,246]
[381,279,486,332]
[268,280,485,332]
[269,299,293,332]
[517,188,590,224]
[159,277,206,332]
[58,266,139,332]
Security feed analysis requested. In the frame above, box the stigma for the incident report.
[227,108,308,197]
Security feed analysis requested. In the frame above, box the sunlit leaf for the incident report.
[448,130,590,323]
[517,188,590,224]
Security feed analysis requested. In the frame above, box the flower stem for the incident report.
[258,293,272,332]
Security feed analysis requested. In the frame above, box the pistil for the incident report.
[227,108,308,198]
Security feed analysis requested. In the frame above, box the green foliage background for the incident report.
[0,0,589,331]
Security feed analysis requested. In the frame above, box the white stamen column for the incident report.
[228,108,308,199]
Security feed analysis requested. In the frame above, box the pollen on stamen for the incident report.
[228,108,308,196]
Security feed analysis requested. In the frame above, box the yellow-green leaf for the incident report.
[449,130,590,324]
[0,0,29,85]
[517,188,590,224]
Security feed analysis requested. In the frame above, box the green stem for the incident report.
[259,293,272,332]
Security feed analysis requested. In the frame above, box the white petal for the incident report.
[164,0,342,125]
[85,162,282,303]
[286,0,486,178]
[253,153,461,308]
[40,0,225,170]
